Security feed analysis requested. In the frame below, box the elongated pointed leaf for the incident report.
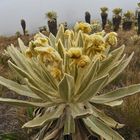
[0,98,52,107]
[8,60,38,87]
[92,84,140,104]
[8,47,56,92]
[0,76,40,99]
[57,39,65,59]
[83,116,124,140]
[64,107,75,135]
[75,30,83,47]
[18,38,27,53]
[97,45,125,77]
[58,74,74,102]
[92,106,124,128]
[8,61,56,95]
[76,59,99,95]
[56,24,64,43]
[49,33,56,48]
[70,103,93,118]
[24,78,53,101]
[40,63,58,90]
[76,75,108,102]
[104,100,123,107]
[106,52,134,85]
[22,104,65,128]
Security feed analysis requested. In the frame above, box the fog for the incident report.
[0,0,139,36]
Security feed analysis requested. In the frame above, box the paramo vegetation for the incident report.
[0,2,140,140]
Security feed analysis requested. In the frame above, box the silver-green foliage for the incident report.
[0,26,140,140]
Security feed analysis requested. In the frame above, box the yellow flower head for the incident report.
[34,37,49,47]
[94,44,106,53]
[64,29,72,37]
[25,48,32,58]
[94,30,106,36]
[67,47,82,59]
[105,32,117,46]
[96,53,106,61]
[74,22,92,33]
[34,46,62,63]
[50,67,61,79]
[77,55,91,68]
[90,34,105,47]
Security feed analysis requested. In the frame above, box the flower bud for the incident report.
[67,47,82,59]
[77,55,91,68]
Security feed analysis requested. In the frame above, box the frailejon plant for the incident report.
[91,20,102,33]
[0,23,140,140]
[112,8,122,31]
[45,11,57,36]
[123,10,134,31]
[85,11,91,24]
[100,7,108,30]
[20,19,26,35]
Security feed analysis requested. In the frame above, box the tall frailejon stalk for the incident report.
[0,23,140,140]
[20,19,26,35]
[85,11,91,24]
[45,11,57,36]
[100,7,108,30]
[136,3,140,35]
[122,10,134,31]
[112,8,122,31]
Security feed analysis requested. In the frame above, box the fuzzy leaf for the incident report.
[92,84,140,104]
[49,33,56,48]
[97,45,125,78]
[92,106,124,128]
[58,74,74,102]
[0,76,40,99]
[56,24,64,43]
[76,75,109,102]
[75,30,83,47]
[18,38,27,53]
[70,103,93,118]
[76,59,99,95]
[0,98,52,107]
[22,104,65,128]
[64,107,75,135]
[106,52,134,85]
[83,116,124,140]
[57,39,65,59]
[103,100,123,107]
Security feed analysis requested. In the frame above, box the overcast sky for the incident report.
[0,0,139,36]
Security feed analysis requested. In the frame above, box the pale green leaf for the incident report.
[18,38,27,53]
[56,24,64,43]
[75,30,83,47]
[76,59,99,95]
[92,106,124,128]
[0,76,41,99]
[104,100,123,107]
[97,45,125,78]
[49,33,56,48]
[91,84,140,104]
[0,98,52,107]
[83,116,124,140]
[76,75,109,102]
[70,103,93,118]
[24,78,53,101]
[106,52,134,85]
[22,104,65,128]
[56,39,65,59]
[64,107,75,135]
[58,74,74,102]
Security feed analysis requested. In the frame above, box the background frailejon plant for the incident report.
[0,23,140,140]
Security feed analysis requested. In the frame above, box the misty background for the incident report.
[0,0,139,36]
